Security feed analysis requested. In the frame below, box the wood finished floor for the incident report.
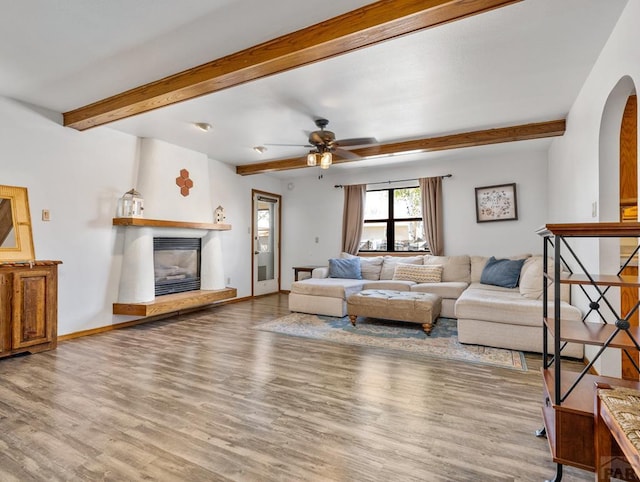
[0,294,592,482]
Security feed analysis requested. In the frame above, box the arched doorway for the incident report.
[620,92,637,379]
[599,76,637,379]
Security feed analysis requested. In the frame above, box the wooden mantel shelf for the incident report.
[113,288,237,316]
[113,218,231,230]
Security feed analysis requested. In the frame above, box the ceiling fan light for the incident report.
[320,152,332,169]
[307,152,317,166]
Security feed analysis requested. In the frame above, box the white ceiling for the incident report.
[0,0,629,178]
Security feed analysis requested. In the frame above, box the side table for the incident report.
[292,265,323,281]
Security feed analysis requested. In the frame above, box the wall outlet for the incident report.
[592,201,598,218]
[226,277,231,285]
[42,209,50,221]
[315,236,319,244]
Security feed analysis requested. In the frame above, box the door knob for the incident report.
[254,251,259,255]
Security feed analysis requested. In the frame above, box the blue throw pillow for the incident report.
[328,257,362,279]
[480,256,526,288]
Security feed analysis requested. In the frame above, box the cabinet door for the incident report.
[0,272,11,355]
[11,267,57,349]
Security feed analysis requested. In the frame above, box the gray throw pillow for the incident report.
[480,256,525,288]
[328,258,362,279]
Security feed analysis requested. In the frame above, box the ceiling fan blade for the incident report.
[333,147,361,160]
[334,137,378,147]
[264,143,312,147]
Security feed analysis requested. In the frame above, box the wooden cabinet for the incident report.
[537,223,640,480]
[0,261,61,359]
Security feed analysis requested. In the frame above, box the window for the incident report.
[257,208,272,252]
[359,187,427,252]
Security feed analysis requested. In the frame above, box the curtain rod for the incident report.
[334,174,452,189]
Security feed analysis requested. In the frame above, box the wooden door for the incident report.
[252,190,281,296]
[11,267,57,350]
[620,94,638,380]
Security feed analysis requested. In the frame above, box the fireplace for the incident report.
[153,237,201,296]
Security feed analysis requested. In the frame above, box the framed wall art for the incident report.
[475,183,518,223]
[0,185,35,261]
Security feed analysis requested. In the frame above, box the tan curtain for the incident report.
[419,177,443,256]
[341,184,366,255]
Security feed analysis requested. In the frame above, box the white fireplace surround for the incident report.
[116,138,226,304]
[118,226,225,304]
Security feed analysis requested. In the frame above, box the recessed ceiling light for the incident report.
[194,122,212,132]
[253,146,267,154]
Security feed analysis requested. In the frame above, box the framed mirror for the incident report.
[0,185,35,262]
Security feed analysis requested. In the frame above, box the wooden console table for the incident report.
[0,260,61,358]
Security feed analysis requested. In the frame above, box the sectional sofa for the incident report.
[288,253,584,358]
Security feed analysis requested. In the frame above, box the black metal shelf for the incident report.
[538,222,640,479]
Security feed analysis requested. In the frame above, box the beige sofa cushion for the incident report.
[339,252,384,280]
[362,280,415,291]
[456,284,581,326]
[424,255,471,282]
[519,255,570,303]
[519,256,546,299]
[290,278,364,299]
[470,256,489,283]
[380,255,423,280]
[411,281,469,299]
[312,267,329,278]
[360,256,384,280]
[467,282,515,293]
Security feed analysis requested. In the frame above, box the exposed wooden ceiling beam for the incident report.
[63,0,522,130]
[235,119,566,175]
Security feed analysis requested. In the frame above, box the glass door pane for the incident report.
[257,206,273,281]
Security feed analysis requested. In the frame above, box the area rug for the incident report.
[255,313,526,371]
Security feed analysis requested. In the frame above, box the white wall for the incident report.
[137,138,212,222]
[207,157,282,298]
[549,0,639,225]
[280,142,549,289]
[0,96,282,336]
[547,0,640,375]
[0,96,138,335]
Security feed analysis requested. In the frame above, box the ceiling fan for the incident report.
[267,118,378,169]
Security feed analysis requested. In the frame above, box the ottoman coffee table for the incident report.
[347,289,442,335]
